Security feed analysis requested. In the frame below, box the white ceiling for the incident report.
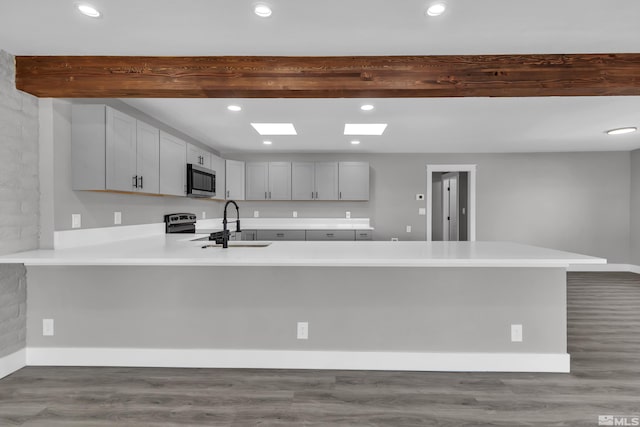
[1,0,640,153]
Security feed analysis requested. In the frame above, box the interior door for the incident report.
[442,172,459,241]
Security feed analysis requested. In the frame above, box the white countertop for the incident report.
[0,235,606,267]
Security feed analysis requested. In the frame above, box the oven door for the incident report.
[187,164,216,197]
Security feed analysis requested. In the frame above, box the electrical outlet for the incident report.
[43,319,54,336]
[406,225,412,233]
[391,237,399,242]
[114,212,122,225]
[511,324,523,342]
[416,194,425,201]
[293,211,298,218]
[418,208,426,216]
[297,322,309,340]
[346,211,351,219]
[71,214,81,229]
[254,210,260,218]
[202,211,206,219]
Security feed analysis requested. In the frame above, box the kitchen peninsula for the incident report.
[0,225,605,374]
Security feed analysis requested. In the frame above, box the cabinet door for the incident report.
[225,160,245,200]
[291,162,314,200]
[338,162,370,201]
[186,144,202,166]
[200,151,212,169]
[159,132,187,196]
[245,162,269,200]
[105,107,137,192]
[268,162,292,200]
[210,154,225,199]
[315,162,339,200]
[136,121,160,194]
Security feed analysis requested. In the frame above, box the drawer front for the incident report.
[355,230,373,240]
[257,229,306,241]
[306,230,355,241]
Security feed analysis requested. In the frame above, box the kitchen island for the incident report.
[0,235,605,373]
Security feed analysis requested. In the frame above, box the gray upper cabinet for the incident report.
[209,153,225,200]
[246,162,291,200]
[72,105,160,194]
[292,161,339,200]
[225,159,245,200]
[338,161,369,201]
[246,162,269,200]
[292,162,315,200]
[186,143,211,169]
[269,162,292,200]
[159,131,187,196]
[315,162,339,200]
[105,108,137,192]
[135,121,160,194]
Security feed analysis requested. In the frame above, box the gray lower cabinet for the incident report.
[355,230,373,240]
[305,230,356,241]
[338,162,369,201]
[240,230,257,241]
[257,230,306,241]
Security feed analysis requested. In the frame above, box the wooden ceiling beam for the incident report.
[14,54,640,98]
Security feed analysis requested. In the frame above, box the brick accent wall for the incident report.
[0,49,39,358]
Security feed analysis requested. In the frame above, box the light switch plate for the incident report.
[293,211,298,218]
[43,319,54,336]
[114,212,122,225]
[71,214,81,229]
[346,211,351,219]
[406,225,412,233]
[511,324,523,342]
[202,211,206,219]
[418,208,426,216]
[254,211,260,218]
[297,322,309,340]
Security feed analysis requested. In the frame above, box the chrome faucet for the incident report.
[221,200,241,248]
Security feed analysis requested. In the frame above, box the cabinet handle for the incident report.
[311,191,314,199]
[316,191,318,199]
[326,233,334,237]
[269,191,272,199]
[226,190,230,198]
[339,192,342,200]
[139,176,144,189]
[133,175,138,189]
[265,191,267,199]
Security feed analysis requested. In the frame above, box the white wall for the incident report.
[230,152,631,263]
[631,149,640,265]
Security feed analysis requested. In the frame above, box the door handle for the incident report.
[133,175,138,189]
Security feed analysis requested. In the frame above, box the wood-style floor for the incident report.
[1,272,639,426]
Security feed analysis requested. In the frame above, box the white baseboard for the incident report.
[26,347,570,373]
[0,348,26,380]
[568,263,639,272]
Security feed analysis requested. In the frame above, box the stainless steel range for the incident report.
[164,213,197,234]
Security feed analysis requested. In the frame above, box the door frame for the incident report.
[426,164,477,242]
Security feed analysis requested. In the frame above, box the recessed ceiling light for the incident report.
[606,127,637,135]
[251,123,297,135]
[344,124,388,136]
[360,104,375,111]
[254,4,272,17]
[351,140,361,145]
[263,140,273,145]
[76,3,101,18]
[227,105,242,112]
[426,3,446,16]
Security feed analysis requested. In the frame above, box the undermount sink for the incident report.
[199,241,272,248]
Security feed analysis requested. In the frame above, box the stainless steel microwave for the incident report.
[186,164,216,198]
